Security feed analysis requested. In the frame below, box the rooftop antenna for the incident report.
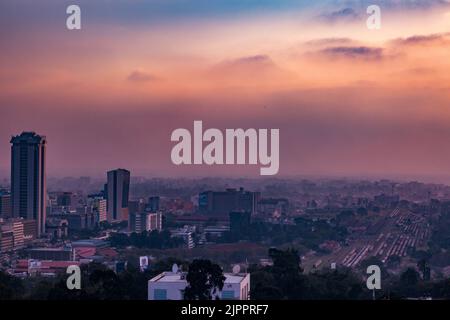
[232,265,241,274]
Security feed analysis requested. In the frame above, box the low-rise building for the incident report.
[0,218,25,249]
[170,226,195,249]
[129,212,163,233]
[46,218,69,239]
[22,219,38,243]
[26,246,74,261]
[148,270,250,300]
[13,259,81,277]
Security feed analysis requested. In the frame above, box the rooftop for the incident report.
[11,132,46,144]
[149,272,248,284]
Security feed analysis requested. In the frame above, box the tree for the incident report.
[386,255,401,269]
[184,259,225,300]
[0,271,24,300]
[269,248,302,274]
[400,268,420,287]
[250,269,283,300]
[267,248,306,299]
[357,207,368,216]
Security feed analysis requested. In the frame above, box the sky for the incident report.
[1,0,450,180]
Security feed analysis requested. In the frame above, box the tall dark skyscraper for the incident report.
[10,132,47,237]
[107,168,130,222]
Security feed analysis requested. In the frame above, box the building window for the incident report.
[154,289,167,300]
[222,290,235,300]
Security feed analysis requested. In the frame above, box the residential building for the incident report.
[0,191,12,218]
[170,226,195,249]
[0,229,14,253]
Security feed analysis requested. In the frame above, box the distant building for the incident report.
[129,212,163,233]
[129,212,146,233]
[128,199,146,215]
[13,259,81,277]
[71,239,109,248]
[22,219,38,242]
[26,247,74,261]
[10,219,25,249]
[0,229,14,253]
[258,198,289,216]
[50,210,97,231]
[229,211,251,240]
[148,271,250,300]
[107,169,130,222]
[199,188,260,217]
[0,191,12,219]
[0,218,25,249]
[148,213,163,231]
[46,218,68,239]
[170,226,195,249]
[204,225,230,237]
[148,196,160,212]
[10,132,47,237]
[373,194,400,208]
[89,197,107,223]
[56,192,73,207]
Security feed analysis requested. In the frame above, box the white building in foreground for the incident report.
[148,271,250,300]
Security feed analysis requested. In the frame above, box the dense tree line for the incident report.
[250,248,450,300]
[216,219,347,250]
[0,258,190,300]
[1,249,450,300]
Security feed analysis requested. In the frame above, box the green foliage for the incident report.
[184,259,225,300]
[251,248,373,300]
[220,219,347,251]
[251,248,307,299]
[42,262,155,300]
[430,211,450,250]
[0,271,24,300]
[357,207,368,216]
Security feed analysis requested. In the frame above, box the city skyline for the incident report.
[1,1,450,179]
[2,0,450,305]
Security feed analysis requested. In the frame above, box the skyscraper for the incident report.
[107,168,130,222]
[10,132,47,237]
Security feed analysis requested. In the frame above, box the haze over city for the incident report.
[1,0,450,179]
[2,0,450,306]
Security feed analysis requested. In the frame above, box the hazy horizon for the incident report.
[2,1,450,179]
